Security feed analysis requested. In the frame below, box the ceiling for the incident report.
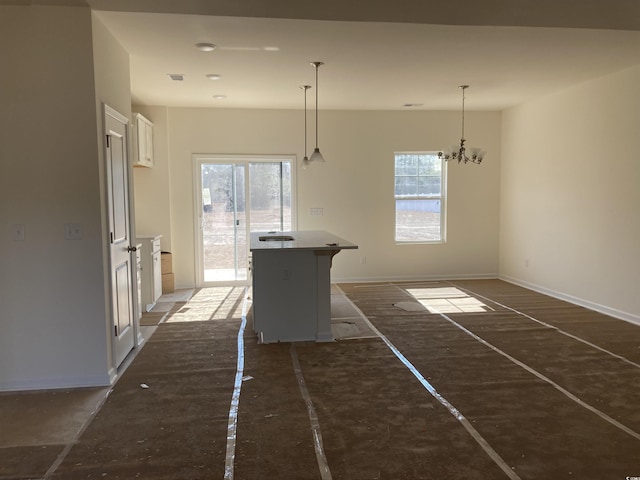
[34,0,640,110]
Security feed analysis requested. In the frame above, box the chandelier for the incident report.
[438,85,485,164]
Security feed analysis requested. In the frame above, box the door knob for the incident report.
[127,246,137,252]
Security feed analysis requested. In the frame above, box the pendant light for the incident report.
[438,85,485,164]
[300,85,312,169]
[309,61,326,163]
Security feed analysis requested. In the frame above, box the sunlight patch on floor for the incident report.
[406,286,493,314]
[165,286,246,322]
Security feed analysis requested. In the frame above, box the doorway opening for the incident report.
[194,155,295,286]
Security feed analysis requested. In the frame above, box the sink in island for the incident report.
[250,230,358,343]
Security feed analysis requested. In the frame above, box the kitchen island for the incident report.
[250,230,358,343]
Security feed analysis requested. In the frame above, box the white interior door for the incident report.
[194,155,294,286]
[105,105,136,367]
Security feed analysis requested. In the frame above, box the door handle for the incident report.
[127,246,137,252]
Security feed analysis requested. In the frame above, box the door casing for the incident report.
[104,104,140,369]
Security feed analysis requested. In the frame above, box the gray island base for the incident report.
[250,230,358,344]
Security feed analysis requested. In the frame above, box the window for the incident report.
[394,152,446,243]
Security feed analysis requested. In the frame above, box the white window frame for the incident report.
[394,151,447,244]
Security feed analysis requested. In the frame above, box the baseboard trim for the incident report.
[499,274,640,326]
[107,367,117,385]
[333,273,499,284]
[0,372,114,393]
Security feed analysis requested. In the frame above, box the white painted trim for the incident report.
[192,157,204,287]
[107,367,117,385]
[103,103,137,370]
[333,273,499,284]
[104,104,129,124]
[499,274,640,326]
[0,373,113,393]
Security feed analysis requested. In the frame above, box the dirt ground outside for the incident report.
[202,205,292,276]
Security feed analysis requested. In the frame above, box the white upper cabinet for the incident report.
[132,113,154,168]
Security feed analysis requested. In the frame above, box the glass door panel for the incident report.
[201,163,247,282]
[249,162,292,232]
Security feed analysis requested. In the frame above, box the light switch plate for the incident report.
[12,224,25,241]
[310,207,324,216]
[64,223,83,240]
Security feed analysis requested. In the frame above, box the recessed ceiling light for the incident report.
[206,74,222,80]
[212,95,227,100]
[195,42,216,52]
[167,74,184,81]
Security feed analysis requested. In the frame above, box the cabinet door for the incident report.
[144,120,154,166]
[133,115,153,167]
[152,250,162,302]
[136,116,147,166]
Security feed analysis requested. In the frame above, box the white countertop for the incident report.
[250,230,358,251]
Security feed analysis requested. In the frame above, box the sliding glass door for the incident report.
[195,156,294,286]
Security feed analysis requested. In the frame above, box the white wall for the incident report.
[133,107,501,287]
[132,106,173,252]
[0,6,114,390]
[92,12,134,373]
[500,65,640,322]
[0,6,132,391]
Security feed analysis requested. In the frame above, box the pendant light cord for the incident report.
[315,64,319,148]
[460,85,467,141]
[308,61,325,162]
[304,87,308,154]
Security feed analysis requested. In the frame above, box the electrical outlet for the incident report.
[64,223,83,240]
[12,224,25,242]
